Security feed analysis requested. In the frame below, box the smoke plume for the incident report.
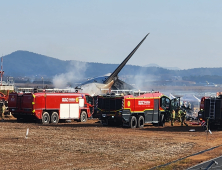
[79,83,102,96]
[52,61,87,88]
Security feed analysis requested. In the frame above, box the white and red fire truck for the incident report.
[8,90,94,124]
[96,91,180,128]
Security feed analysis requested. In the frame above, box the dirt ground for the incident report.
[1,118,222,170]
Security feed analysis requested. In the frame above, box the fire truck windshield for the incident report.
[85,95,93,105]
[160,96,170,109]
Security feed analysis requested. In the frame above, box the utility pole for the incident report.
[42,77,44,89]
[0,56,4,86]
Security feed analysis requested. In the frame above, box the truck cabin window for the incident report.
[85,95,93,105]
[161,97,170,109]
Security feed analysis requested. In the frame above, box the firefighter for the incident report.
[181,110,188,126]
[176,107,181,123]
[170,109,175,126]
[0,103,2,119]
[188,102,192,110]
[1,102,5,120]
[2,103,5,118]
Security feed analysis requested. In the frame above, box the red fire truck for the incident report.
[198,94,222,128]
[8,90,94,124]
[96,91,180,128]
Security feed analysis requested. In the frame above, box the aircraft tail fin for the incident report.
[104,33,149,84]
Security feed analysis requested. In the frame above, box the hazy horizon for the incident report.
[1,1,222,69]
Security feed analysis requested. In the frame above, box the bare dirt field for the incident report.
[1,118,222,170]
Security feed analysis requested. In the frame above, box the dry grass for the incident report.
[0,119,222,170]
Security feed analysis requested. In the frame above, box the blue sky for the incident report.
[0,0,221,69]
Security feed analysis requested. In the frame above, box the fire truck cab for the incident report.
[97,91,180,128]
[8,91,94,124]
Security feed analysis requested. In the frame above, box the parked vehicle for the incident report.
[96,91,180,128]
[8,90,94,124]
[198,94,222,128]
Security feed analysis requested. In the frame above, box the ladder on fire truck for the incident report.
[209,97,216,119]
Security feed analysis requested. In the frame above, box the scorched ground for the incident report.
[1,118,222,170]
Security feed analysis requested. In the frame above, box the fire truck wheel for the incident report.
[80,111,87,122]
[101,119,109,126]
[17,116,22,122]
[137,116,144,128]
[51,112,59,124]
[130,116,137,129]
[42,112,50,124]
[159,114,165,127]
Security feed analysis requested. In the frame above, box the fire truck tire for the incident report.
[80,111,87,122]
[137,116,144,128]
[17,118,23,122]
[42,112,50,124]
[130,116,137,129]
[101,119,109,126]
[51,112,59,124]
[159,114,165,127]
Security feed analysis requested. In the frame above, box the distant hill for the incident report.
[3,51,222,85]
[4,51,68,77]
[143,63,160,67]
[3,51,128,78]
[143,63,180,70]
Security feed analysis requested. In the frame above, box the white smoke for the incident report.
[52,60,109,96]
[52,73,69,88]
[52,61,87,88]
[133,74,160,91]
[79,83,102,96]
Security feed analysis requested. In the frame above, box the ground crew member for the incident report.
[2,103,5,119]
[181,110,188,126]
[176,107,181,123]
[171,109,175,126]
[0,104,2,119]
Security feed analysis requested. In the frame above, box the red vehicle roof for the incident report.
[123,92,164,99]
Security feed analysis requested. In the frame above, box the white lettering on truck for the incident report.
[62,98,76,102]
[68,98,76,102]
[62,98,68,102]
[138,101,150,105]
